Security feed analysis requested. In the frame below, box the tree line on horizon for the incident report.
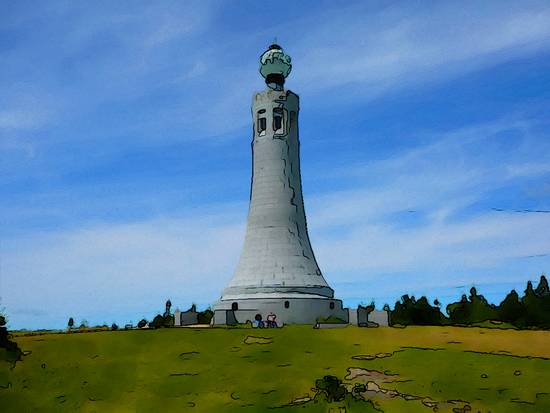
[388,274,550,328]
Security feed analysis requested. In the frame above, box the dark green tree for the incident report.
[150,314,164,329]
[391,295,445,326]
[468,287,498,322]
[446,294,469,324]
[447,287,498,324]
[68,317,74,329]
[497,290,525,326]
[197,308,214,324]
[163,299,172,317]
[534,275,549,297]
[522,278,550,328]
[150,314,174,328]
[0,312,22,362]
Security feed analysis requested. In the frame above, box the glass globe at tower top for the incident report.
[259,44,292,90]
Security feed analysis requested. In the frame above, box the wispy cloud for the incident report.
[306,116,550,282]
[2,2,550,144]
[292,3,550,98]
[308,117,549,227]
[3,114,549,327]
[1,213,245,329]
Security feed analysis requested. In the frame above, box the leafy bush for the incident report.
[314,375,347,402]
[0,313,22,362]
[150,314,174,329]
[497,290,525,325]
[197,309,214,324]
[447,287,498,325]
[352,383,366,394]
[391,295,446,326]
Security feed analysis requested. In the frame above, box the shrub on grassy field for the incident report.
[391,295,446,326]
[447,287,498,325]
[197,308,214,324]
[498,290,525,325]
[314,375,347,402]
[150,314,174,329]
[310,375,380,412]
[150,314,164,329]
[0,313,22,362]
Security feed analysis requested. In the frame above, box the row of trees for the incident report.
[389,275,550,328]
[66,300,215,331]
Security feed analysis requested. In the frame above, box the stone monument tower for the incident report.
[213,44,347,325]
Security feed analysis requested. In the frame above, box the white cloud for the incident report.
[1,214,245,328]
[307,118,545,228]
[3,2,550,143]
[291,3,550,98]
[315,212,550,274]
[305,116,550,280]
[3,115,550,328]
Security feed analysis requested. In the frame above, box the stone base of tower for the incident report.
[212,295,348,326]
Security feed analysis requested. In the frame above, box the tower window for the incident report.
[257,109,266,136]
[273,108,283,134]
[232,302,238,311]
[329,301,335,310]
[284,301,290,309]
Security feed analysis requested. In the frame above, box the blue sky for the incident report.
[1,1,550,329]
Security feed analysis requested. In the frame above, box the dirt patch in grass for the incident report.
[244,336,273,345]
[352,352,395,361]
[346,367,400,384]
[346,367,471,412]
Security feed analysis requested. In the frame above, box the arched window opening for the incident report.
[329,301,335,310]
[257,109,266,136]
[273,108,283,134]
[231,302,238,311]
[284,301,290,309]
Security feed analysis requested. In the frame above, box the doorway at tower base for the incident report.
[212,296,348,325]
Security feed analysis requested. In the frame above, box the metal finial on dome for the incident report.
[259,43,292,90]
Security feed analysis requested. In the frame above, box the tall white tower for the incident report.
[213,44,347,325]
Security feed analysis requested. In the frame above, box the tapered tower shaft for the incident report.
[221,88,333,299]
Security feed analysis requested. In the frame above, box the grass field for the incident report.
[1,325,550,412]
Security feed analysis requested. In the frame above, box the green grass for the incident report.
[1,326,549,412]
